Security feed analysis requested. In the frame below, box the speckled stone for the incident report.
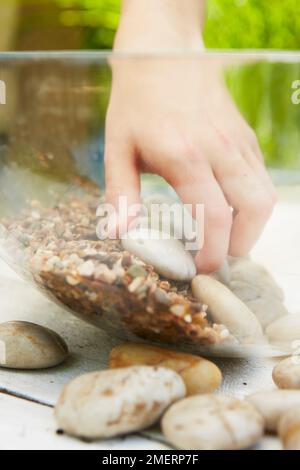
[55,366,186,439]
[0,321,68,369]
[162,394,264,450]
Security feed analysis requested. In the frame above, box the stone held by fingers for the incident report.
[121,228,196,281]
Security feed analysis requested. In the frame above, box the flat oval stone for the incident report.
[143,193,177,210]
[229,258,284,301]
[192,275,264,343]
[109,342,222,395]
[142,194,198,249]
[122,228,196,281]
[279,408,300,450]
[246,390,300,432]
[273,356,300,389]
[244,297,288,330]
[162,394,264,450]
[55,366,186,439]
[0,321,68,369]
[266,314,300,346]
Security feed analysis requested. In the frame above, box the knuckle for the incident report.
[184,143,202,164]
[168,140,201,165]
[165,152,184,166]
[258,195,275,217]
[243,194,274,218]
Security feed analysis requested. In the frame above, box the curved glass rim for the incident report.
[0,49,300,63]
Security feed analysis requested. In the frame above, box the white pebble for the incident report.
[77,260,95,277]
[229,257,284,301]
[266,314,300,346]
[272,356,300,389]
[192,275,264,343]
[0,321,68,369]
[245,296,288,330]
[162,394,264,450]
[55,366,185,439]
[122,228,196,281]
[246,390,300,432]
[278,408,300,450]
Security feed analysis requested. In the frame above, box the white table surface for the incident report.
[0,186,299,450]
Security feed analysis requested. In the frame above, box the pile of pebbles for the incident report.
[1,189,296,353]
[1,188,300,449]
[1,322,300,449]
[55,344,265,449]
[54,342,300,450]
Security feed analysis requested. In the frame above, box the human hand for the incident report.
[104,0,277,273]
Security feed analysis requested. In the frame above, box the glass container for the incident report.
[0,51,299,357]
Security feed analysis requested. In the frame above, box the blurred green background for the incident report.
[0,0,300,169]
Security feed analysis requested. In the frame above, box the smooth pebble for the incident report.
[109,343,222,396]
[0,321,68,369]
[272,356,300,389]
[266,314,300,346]
[246,390,300,432]
[244,297,288,330]
[55,366,186,439]
[162,394,264,450]
[142,194,197,248]
[229,257,284,301]
[122,228,196,281]
[278,408,300,450]
[192,275,264,342]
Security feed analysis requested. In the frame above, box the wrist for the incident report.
[114,0,205,51]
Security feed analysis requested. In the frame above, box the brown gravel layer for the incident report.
[1,190,234,347]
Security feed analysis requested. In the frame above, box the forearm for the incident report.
[115,0,206,50]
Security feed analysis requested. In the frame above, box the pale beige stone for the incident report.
[278,408,300,450]
[246,390,300,432]
[0,321,68,369]
[122,228,196,281]
[272,356,300,389]
[266,314,300,346]
[192,275,264,342]
[109,343,222,395]
[55,366,186,439]
[162,394,264,450]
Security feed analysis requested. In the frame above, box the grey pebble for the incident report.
[0,321,68,369]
